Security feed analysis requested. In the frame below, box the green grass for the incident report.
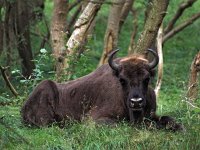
[1,0,200,149]
[0,103,200,149]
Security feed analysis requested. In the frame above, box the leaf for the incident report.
[0,96,11,102]
[193,107,200,113]
[20,80,27,83]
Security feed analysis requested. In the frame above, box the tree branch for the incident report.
[163,12,200,44]
[154,24,163,99]
[66,0,104,56]
[164,0,197,34]
[83,0,125,5]
[119,0,134,33]
[0,66,18,97]
[128,8,138,54]
[69,0,81,11]
[40,16,50,49]
[30,31,50,45]
[67,4,82,37]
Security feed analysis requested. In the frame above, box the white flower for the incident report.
[40,48,47,54]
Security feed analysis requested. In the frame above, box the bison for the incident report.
[21,49,184,131]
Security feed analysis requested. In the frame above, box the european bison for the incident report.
[21,49,184,131]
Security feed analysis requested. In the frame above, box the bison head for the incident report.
[108,49,159,123]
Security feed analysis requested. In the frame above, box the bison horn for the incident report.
[147,49,159,69]
[108,49,121,73]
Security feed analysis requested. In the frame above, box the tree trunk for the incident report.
[67,4,82,37]
[16,0,35,78]
[77,1,96,56]
[133,0,169,54]
[187,51,200,101]
[99,0,125,66]
[4,1,17,68]
[0,21,3,56]
[0,6,3,56]
[66,0,104,71]
[51,0,69,81]
[144,0,153,23]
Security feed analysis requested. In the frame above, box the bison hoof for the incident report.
[157,116,186,132]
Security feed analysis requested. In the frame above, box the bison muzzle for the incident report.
[21,49,184,131]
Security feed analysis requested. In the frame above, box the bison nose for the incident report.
[130,98,143,103]
[130,98,143,108]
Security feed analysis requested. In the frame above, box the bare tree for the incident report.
[161,0,200,44]
[51,0,69,81]
[187,51,200,101]
[128,0,200,54]
[99,0,125,66]
[1,0,44,77]
[16,0,35,78]
[66,0,105,70]
[4,1,16,67]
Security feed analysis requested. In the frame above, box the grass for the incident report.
[0,102,200,149]
[1,0,200,149]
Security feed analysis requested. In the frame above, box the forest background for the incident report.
[0,0,200,149]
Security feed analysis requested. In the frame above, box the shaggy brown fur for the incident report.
[21,51,184,131]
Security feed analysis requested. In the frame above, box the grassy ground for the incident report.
[1,1,200,149]
[0,100,199,150]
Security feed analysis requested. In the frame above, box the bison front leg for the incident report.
[147,113,185,132]
[156,116,185,132]
[90,111,118,126]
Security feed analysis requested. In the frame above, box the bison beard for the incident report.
[21,49,184,131]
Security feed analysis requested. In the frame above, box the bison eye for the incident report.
[119,78,127,86]
[143,77,150,85]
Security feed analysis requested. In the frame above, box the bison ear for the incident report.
[108,49,121,75]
